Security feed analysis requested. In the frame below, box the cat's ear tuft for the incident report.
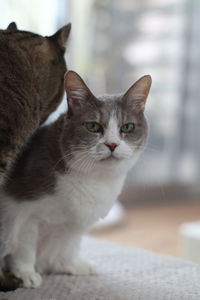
[64,71,93,112]
[123,75,152,112]
[49,23,71,49]
[7,22,18,31]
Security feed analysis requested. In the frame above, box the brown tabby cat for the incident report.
[0,21,71,291]
[0,21,71,185]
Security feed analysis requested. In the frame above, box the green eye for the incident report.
[121,123,135,133]
[85,122,102,133]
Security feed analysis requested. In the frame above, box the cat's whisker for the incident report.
[85,157,95,174]
[136,146,158,153]
[53,147,93,173]
[145,143,159,150]
[75,151,96,174]
[64,151,94,175]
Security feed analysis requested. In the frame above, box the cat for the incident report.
[0,70,152,290]
[0,21,71,186]
[0,21,71,291]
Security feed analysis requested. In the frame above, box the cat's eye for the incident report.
[120,123,135,133]
[85,122,103,133]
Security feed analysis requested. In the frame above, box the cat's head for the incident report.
[1,22,71,122]
[63,71,151,175]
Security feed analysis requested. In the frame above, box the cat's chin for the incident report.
[98,155,124,163]
[101,156,118,162]
[96,152,141,173]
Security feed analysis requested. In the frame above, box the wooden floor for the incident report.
[91,200,200,257]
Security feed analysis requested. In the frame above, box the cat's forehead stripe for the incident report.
[97,95,121,127]
[104,114,120,143]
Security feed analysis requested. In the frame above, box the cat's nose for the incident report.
[104,142,118,152]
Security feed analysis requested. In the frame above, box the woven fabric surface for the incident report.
[0,237,200,300]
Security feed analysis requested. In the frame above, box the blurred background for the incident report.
[1,0,200,261]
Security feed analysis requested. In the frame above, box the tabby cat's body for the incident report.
[0,71,152,289]
[0,22,71,185]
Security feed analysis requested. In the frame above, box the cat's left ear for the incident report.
[7,22,18,31]
[48,23,71,49]
[123,75,152,112]
[64,71,94,113]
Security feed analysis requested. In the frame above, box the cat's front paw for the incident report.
[15,270,42,288]
[64,259,97,276]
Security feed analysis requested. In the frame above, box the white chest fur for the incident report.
[36,171,126,231]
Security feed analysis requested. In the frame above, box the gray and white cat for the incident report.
[0,71,151,289]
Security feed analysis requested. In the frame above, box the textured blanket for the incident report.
[0,237,200,300]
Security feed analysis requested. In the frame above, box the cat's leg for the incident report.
[50,235,97,276]
[0,202,22,267]
[6,220,42,288]
[37,227,96,276]
[57,255,97,276]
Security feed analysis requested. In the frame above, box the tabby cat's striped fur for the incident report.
[0,22,71,185]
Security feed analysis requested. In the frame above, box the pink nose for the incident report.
[104,143,118,152]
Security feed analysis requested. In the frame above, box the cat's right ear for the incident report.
[48,23,71,49]
[7,22,18,31]
[64,71,93,113]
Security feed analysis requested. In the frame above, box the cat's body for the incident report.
[1,122,125,279]
[0,71,152,289]
[0,22,71,185]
